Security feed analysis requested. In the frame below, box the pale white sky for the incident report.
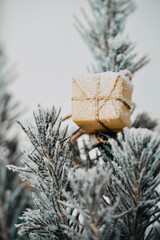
[1,0,160,122]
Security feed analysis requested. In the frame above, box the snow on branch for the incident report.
[75,0,148,73]
[106,128,160,239]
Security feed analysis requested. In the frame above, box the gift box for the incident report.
[72,71,133,134]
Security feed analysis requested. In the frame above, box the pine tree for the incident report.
[74,0,148,73]
[8,1,160,240]
[0,44,32,240]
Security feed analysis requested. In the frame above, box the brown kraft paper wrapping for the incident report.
[72,71,133,134]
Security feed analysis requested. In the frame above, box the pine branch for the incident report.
[8,106,73,240]
[75,0,148,74]
[132,112,158,131]
[104,128,160,240]
[8,106,128,240]
[60,166,120,240]
[0,43,32,240]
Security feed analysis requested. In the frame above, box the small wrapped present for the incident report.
[72,71,133,134]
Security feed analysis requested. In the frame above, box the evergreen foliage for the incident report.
[8,1,160,240]
[61,167,120,240]
[8,107,71,239]
[131,112,158,131]
[75,0,148,73]
[0,45,32,240]
[8,108,160,240]
[104,128,160,240]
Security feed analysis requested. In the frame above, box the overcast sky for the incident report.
[1,0,160,123]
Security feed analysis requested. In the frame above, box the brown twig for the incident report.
[131,164,140,240]
[62,115,72,122]
[71,129,85,143]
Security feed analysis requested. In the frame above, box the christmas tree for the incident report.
[8,1,160,239]
[0,44,32,240]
